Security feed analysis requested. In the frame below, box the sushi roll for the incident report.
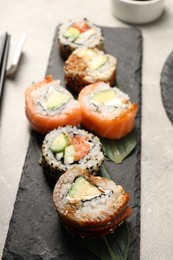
[78,81,138,139]
[53,167,132,237]
[58,18,104,59]
[25,76,81,134]
[64,47,117,93]
[41,126,104,178]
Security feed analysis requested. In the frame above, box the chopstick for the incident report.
[0,33,8,63]
[0,32,10,107]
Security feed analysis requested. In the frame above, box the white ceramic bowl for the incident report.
[111,0,164,24]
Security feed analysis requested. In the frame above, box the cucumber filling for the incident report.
[64,26,96,44]
[50,133,76,164]
[50,133,70,153]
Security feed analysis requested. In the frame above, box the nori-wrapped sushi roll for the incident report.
[58,18,104,60]
[41,126,104,178]
[53,167,131,237]
[64,47,117,93]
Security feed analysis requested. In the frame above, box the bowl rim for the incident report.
[114,0,164,6]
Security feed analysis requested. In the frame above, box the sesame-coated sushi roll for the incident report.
[25,76,81,134]
[78,81,138,139]
[64,47,117,93]
[58,18,104,59]
[53,167,131,237]
[41,126,104,178]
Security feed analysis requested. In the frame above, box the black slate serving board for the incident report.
[160,50,173,124]
[2,25,142,260]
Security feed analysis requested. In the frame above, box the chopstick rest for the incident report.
[6,33,26,75]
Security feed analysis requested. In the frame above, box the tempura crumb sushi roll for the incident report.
[53,167,131,237]
[41,126,104,178]
[25,76,81,134]
[78,81,138,139]
[64,47,117,93]
[58,18,104,59]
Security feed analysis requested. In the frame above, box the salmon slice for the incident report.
[72,22,90,33]
[78,81,138,139]
[71,135,91,161]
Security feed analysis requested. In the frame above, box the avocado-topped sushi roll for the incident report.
[58,18,104,59]
[53,167,131,237]
[25,76,81,134]
[64,47,117,93]
[78,81,138,139]
[41,126,104,178]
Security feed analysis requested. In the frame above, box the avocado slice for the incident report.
[88,55,108,70]
[67,176,102,199]
[64,27,80,41]
[92,89,116,104]
[45,91,70,110]
[50,133,70,153]
[64,145,75,164]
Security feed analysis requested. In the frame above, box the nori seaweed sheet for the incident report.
[2,25,142,260]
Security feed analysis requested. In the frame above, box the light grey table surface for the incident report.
[0,0,173,259]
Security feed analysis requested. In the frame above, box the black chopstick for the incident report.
[0,32,10,107]
[0,33,8,63]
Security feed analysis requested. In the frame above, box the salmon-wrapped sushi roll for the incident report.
[41,126,104,178]
[25,76,81,134]
[53,167,131,237]
[78,81,138,139]
[58,18,104,59]
[64,47,117,93]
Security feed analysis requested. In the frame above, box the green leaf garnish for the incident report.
[100,162,112,180]
[101,130,137,164]
[81,222,130,260]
